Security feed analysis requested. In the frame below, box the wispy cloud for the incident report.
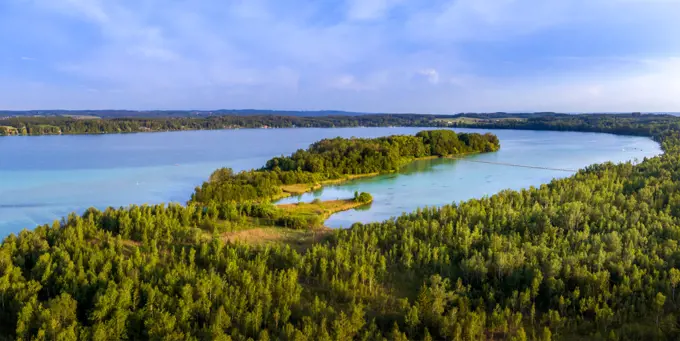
[418,69,440,84]
[0,0,679,112]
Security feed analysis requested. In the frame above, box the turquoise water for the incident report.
[0,128,661,235]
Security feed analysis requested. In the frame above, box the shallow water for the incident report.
[0,128,661,235]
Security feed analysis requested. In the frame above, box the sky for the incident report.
[1,0,679,113]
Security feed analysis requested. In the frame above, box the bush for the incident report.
[354,191,373,204]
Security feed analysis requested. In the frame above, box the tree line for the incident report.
[443,113,680,140]
[2,112,676,137]
[0,114,446,136]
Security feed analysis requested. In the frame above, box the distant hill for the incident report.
[0,109,383,119]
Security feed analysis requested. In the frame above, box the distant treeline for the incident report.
[2,111,678,137]
[192,130,500,204]
[443,113,680,141]
[0,114,444,136]
[0,109,375,118]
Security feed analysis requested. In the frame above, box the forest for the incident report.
[3,116,680,340]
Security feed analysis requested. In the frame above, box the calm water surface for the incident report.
[0,128,661,235]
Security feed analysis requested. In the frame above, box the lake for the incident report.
[0,128,661,235]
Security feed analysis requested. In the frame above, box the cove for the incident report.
[0,128,661,236]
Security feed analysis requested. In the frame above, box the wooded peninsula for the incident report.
[3,114,680,340]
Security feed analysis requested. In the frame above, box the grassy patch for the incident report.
[278,199,369,221]
[220,227,333,251]
[200,198,368,249]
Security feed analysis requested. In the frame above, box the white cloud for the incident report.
[418,69,440,84]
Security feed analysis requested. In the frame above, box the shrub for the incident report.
[354,191,373,204]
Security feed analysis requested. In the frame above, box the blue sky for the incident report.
[1,0,679,113]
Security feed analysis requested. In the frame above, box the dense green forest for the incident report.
[192,130,500,204]
[4,116,680,340]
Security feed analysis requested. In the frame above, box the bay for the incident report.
[0,128,661,235]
